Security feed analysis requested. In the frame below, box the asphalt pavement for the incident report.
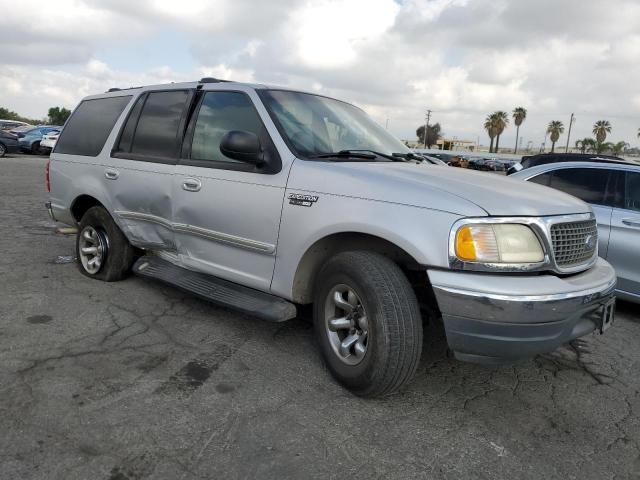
[1,154,639,480]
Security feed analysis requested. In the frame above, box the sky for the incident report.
[1,0,639,150]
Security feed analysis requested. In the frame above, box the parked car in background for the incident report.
[14,125,61,154]
[40,130,62,154]
[0,130,20,157]
[511,161,640,303]
[507,153,626,175]
[1,120,31,131]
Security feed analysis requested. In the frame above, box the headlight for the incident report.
[454,223,544,264]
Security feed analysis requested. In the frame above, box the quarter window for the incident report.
[190,91,262,163]
[54,95,131,156]
[625,172,640,212]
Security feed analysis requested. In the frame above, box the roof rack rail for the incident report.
[199,77,231,84]
[107,87,121,92]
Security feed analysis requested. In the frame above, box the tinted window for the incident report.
[529,172,552,187]
[55,96,131,156]
[116,95,145,153]
[130,90,190,158]
[190,91,262,163]
[546,168,613,205]
[625,172,640,212]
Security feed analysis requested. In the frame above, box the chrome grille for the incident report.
[550,219,598,268]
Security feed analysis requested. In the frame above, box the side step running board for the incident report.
[133,256,297,322]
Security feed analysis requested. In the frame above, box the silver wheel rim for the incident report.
[0,144,5,155]
[324,284,369,365]
[78,226,107,274]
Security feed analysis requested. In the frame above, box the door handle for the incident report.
[622,219,640,228]
[182,178,202,192]
[104,168,119,180]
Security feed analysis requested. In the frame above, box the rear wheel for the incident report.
[0,143,6,157]
[313,251,423,397]
[76,206,137,281]
[31,141,40,155]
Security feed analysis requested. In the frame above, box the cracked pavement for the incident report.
[1,154,640,480]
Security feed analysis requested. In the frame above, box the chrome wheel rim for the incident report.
[78,226,107,274]
[324,284,369,365]
[0,144,5,155]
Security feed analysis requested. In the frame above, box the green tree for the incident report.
[492,111,509,152]
[575,138,596,153]
[484,114,497,153]
[547,120,564,153]
[611,141,628,156]
[0,107,39,124]
[512,107,527,154]
[47,107,71,125]
[592,119,612,153]
[416,123,442,149]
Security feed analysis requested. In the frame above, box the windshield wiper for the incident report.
[308,150,378,160]
[392,152,424,162]
[338,149,407,161]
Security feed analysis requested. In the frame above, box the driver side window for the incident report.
[190,91,262,164]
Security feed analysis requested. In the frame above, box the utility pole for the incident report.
[423,109,431,149]
[565,113,575,153]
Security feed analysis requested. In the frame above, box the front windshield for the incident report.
[259,90,410,159]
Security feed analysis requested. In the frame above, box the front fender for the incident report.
[270,189,461,300]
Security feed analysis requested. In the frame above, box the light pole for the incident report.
[564,113,575,153]
[423,109,431,149]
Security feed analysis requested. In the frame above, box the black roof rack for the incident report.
[107,88,121,92]
[199,77,231,84]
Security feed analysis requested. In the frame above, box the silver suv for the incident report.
[46,78,617,396]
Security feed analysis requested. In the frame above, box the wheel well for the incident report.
[70,195,104,222]
[291,232,429,305]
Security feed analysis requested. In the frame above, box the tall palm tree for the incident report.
[593,120,612,145]
[547,120,564,153]
[493,111,509,152]
[484,114,497,153]
[512,107,527,154]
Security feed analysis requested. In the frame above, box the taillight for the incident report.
[45,159,51,192]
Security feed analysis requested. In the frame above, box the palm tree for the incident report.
[611,141,628,156]
[484,114,498,153]
[547,121,564,153]
[493,111,509,152]
[575,138,596,154]
[512,107,527,154]
[593,120,612,147]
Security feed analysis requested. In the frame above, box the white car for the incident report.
[40,130,61,154]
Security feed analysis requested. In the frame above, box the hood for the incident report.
[287,160,591,217]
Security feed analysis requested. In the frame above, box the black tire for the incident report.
[0,143,6,157]
[31,141,40,155]
[313,251,423,397]
[76,206,137,281]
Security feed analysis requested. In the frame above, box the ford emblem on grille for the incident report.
[585,234,596,250]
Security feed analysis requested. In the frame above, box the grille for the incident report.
[550,219,598,268]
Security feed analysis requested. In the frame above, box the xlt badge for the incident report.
[288,193,319,207]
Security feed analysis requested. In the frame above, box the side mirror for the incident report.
[220,130,262,165]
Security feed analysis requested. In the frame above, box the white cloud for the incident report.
[1,0,639,147]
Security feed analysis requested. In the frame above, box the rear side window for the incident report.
[532,168,623,207]
[625,172,640,212]
[55,96,131,156]
[119,90,190,159]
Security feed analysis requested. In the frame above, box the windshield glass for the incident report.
[259,90,410,159]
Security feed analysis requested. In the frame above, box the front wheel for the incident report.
[31,141,40,154]
[0,143,6,157]
[313,251,423,397]
[76,206,137,281]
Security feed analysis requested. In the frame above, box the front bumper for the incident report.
[428,258,617,364]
